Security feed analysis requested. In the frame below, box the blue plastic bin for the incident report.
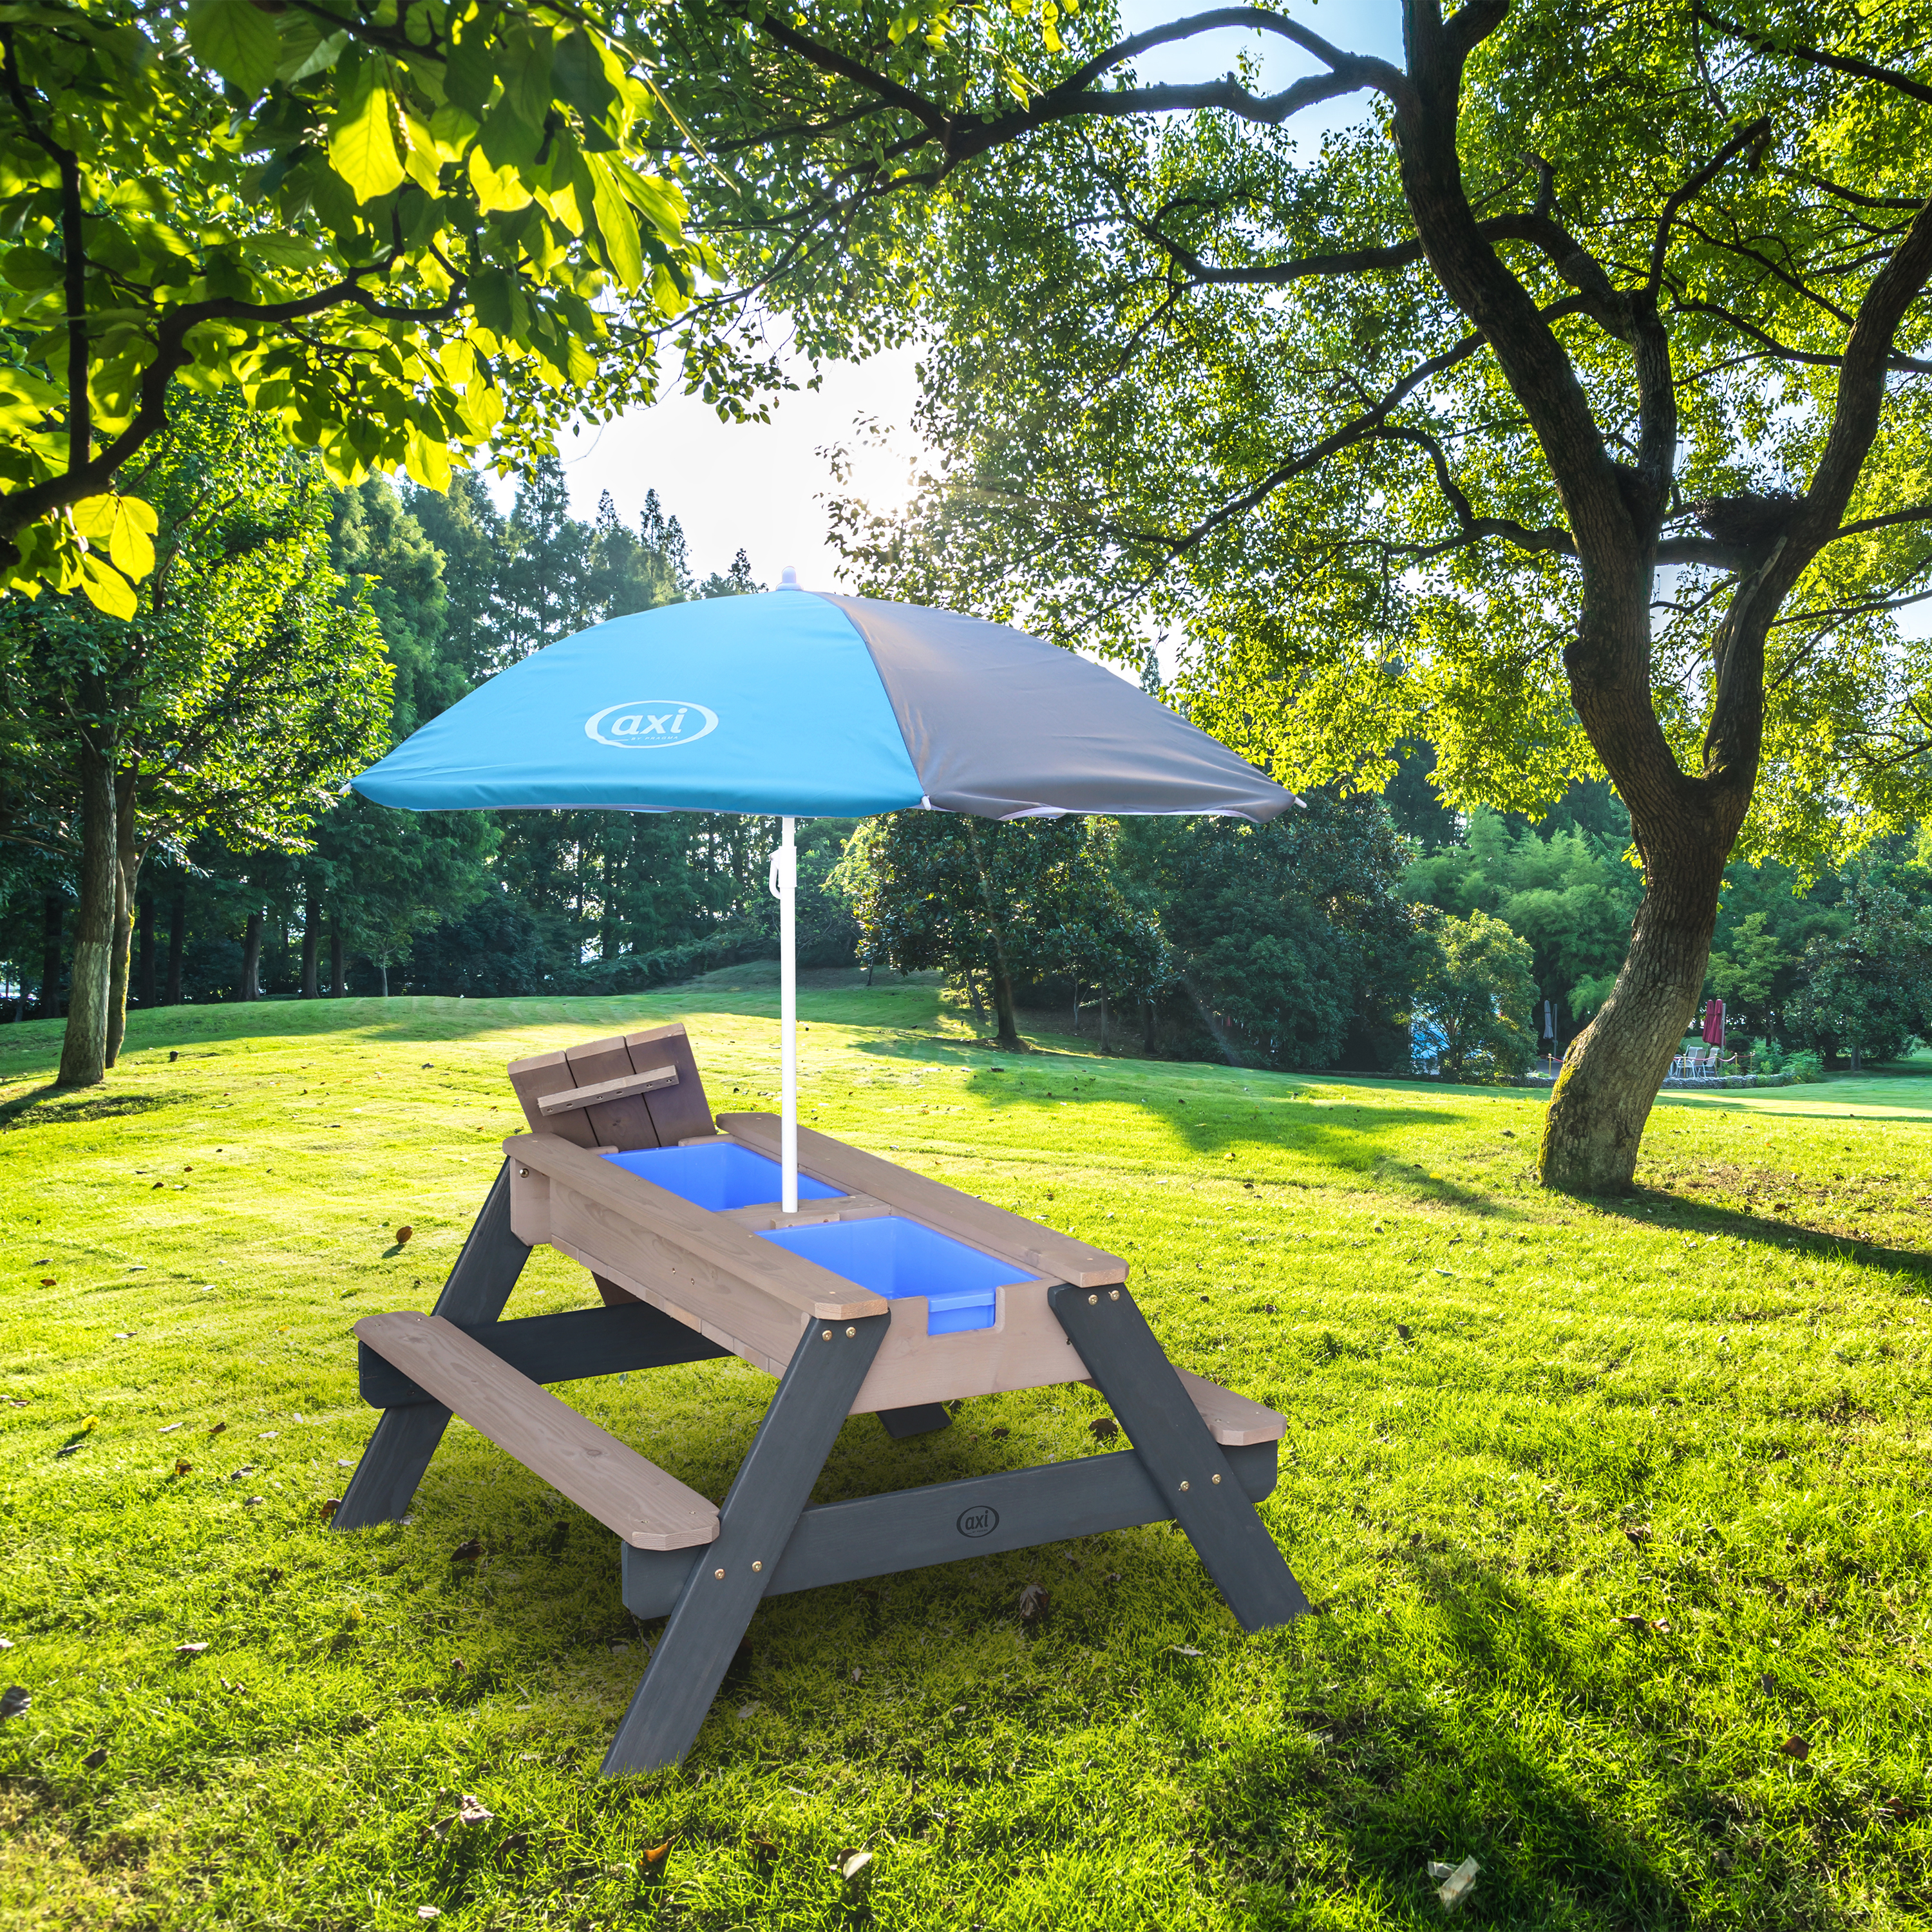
[757,1216,1037,1334]
[603,1142,842,1211]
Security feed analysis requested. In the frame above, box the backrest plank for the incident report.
[566,1034,661,1150]
[627,1024,717,1144]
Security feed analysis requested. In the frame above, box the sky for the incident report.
[544,3,1405,587]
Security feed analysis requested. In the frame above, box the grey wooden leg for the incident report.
[334,1160,531,1531]
[601,1312,889,1776]
[876,1402,951,1439]
[1049,1283,1309,1631]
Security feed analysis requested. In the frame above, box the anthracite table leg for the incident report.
[1049,1282,1308,1631]
[602,1312,890,1776]
[334,1160,530,1531]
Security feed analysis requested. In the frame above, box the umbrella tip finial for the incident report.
[778,564,801,590]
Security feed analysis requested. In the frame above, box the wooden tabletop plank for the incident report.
[355,1312,719,1550]
[504,1133,889,1321]
[717,1114,1128,1287]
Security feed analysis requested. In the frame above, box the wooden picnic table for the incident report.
[336,1025,1309,1774]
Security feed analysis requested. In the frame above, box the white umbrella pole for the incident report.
[777,816,798,1213]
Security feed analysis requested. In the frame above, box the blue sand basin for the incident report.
[603,1141,842,1211]
[758,1217,1039,1334]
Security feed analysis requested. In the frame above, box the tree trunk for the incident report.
[137,891,156,1010]
[966,972,987,1033]
[1539,799,1731,1192]
[1143,999,1157,1054]
[41,894,62,1017]
[329,922,345,998]
[164,884,185,1005]
[379,958,390,998]
[58,737,116,1087]
[1848,1042,1862,1074]
[1101,991,1109,1053]
[1072,980,1079,1033]
[238,910,263,1002]
[990,966,1020,1050]
[104,767,139,1068]
[301,894,321,998]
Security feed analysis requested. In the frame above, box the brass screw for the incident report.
[822,1328,833,1340]
[714,1567,726,1580]
[1088,1293,1098,1305]
[752,1560,762,1573]
[1110,1289,1120,1301]
[846,1325,857,1338]
[1211,1473,1222,1485]
[1179,1481,1191,1492]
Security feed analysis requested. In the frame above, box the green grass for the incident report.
[1,987,1929,1930]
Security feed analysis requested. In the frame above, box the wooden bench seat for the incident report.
[355,1312,719,1551]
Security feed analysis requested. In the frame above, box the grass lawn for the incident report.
[1,984,1928,1930]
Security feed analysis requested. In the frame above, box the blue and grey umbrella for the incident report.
[354,578,1292,1207]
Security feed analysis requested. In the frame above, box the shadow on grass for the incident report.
[1593,1190,1932,1283]
[0,1081,179,1132]
[1209,1560,1703,1926]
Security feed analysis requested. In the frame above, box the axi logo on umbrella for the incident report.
[583,700,719,748]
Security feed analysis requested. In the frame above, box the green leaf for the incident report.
[279,21,350,86]
[444,21,496,120]
[329,70,406,204]
[1,247,62,292]
[76,549,137,621]
[585,153,642,292]
[551,28,617,129]
[185,0,279,97]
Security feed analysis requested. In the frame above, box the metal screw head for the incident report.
[1088,1293,1099,1305]
[1211,1473,1222,1485]
[822,1328,833,1340]
[714,1567,726,1580]
[846,1325,857,1338]
[1179,1481,1191,1492]
[752,1560,762,1573]
[1109,1289,1120,1301]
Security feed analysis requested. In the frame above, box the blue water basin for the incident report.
[603,1141,843,1211]
[757,1216,1037,1334]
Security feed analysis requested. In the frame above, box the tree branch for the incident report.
[1697,5,1932,107]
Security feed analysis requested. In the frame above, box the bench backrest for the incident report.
[507,1023,715,1151]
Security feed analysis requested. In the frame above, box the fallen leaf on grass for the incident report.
[1168,1644,1204,1657]
[1088,1416,1119,1443]
[242,1496,263,1507]
[835,1848,874,1896]
[174,1642,209,1657]
[1624,1526,1652,1546]
[82,1747,106,1769]
[173,1460,193,1477]
[416,1910,440,1922]
[1651,1618,1673,1634]
[39,1278,53,1287]
[750,1837,777,1864]
[395,1226,413,1247]
[450,1538,482,1562]
[1018,1582,1050,1622]
[317,1497,341,1522]
[207,1421,227,1439]
[1759,1672,1777,1695]
[988,1426,1010,1440]
[1,1686,30,1718]
[159,1422,184,1435]
[1395,1323,1413,1341]
[1615,1615,1649,1630]
[1781,1735,1811,1761]
[639,1841,671,1879]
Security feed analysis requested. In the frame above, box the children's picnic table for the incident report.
[336,1025,1309,1774]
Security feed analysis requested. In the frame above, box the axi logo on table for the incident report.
[583,701,719,748]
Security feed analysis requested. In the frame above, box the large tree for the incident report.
[0,400,391,1080]
[652,0,1932,1189]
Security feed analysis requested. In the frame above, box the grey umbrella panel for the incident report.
[824,594,1289,822]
